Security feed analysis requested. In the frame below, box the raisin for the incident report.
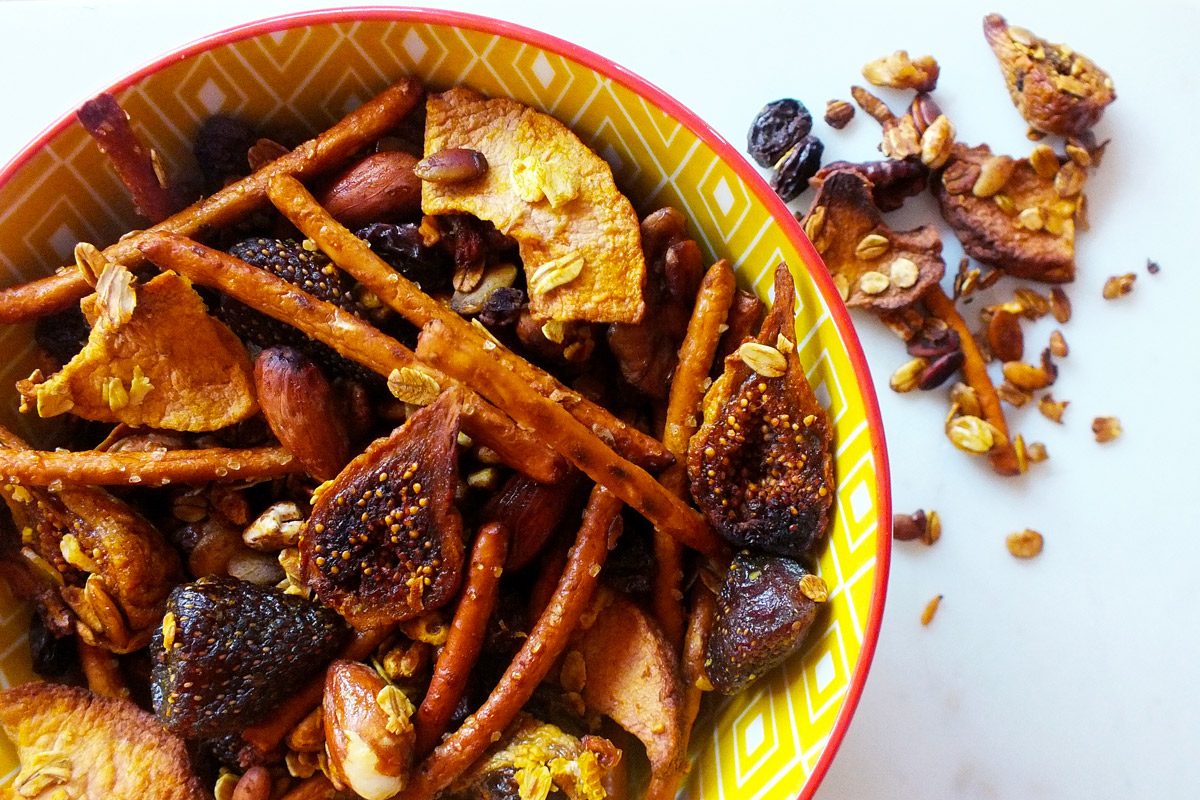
[478,287,526,329]
[193,115,259,194]
[356,222,453,292]
[29,616,76,678]
[34,306,90,365]
[747,99,813,168]
[769,135,824,203]
[705,551,819,694]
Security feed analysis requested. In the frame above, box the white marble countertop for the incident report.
[1,1,1198,797]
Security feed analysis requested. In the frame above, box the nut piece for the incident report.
[920,114,956,169]
[1002,361,1053,391]
[1029,145,1060,179]
[949,382,982,418]
[1102,273,1136,300]
[1049,287,1072,322]
[893,509,940,545]
[824,99,855,129]
[1092,416,1122,443]
[243,501,304,551]
[862,50,940,92]
[1026,441,1049,463]
[737,342,788,378]
[1038,394,1069,424]
[1006,529,1044,559]
[921,594,943,626]
[1049,330,1069,358]
[413,148,488,184]
[987,309,1024,363]
[324,661,415,800]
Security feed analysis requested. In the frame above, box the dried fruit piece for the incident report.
[918,350,965,390]
[984,14,1116,137]
[862,50,940,91]
[1092,416,1122,443]
[705,551,822,694]
[22,270,257,430]
[150,576,349,738]
[422,87,645,323]
[799,170,944,311]
[1006,529,1044,558]
[934,142,1079,282]
[747,98,813,167]
[688,265,833,560]
[811,158,928,212]
[921,595,943,626]
[770,135,824,202]
[1147,259,1161,275]
[1103,273,1136,299]
[303,390,465,628]
[824,99,855,129]
[0,683,208,799]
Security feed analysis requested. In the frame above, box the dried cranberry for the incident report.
[918,350,965,390]
[906,323,961,358]
[356,222,452,292]
[747,99,813,168]
[770,136,824,203]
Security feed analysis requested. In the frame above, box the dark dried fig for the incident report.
[705,551,820,694]
[687,264,834,560]
[302,390,465,628]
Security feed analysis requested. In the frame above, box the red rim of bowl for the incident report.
[0,7,892,798]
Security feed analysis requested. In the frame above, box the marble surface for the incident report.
[1,1,1198,797]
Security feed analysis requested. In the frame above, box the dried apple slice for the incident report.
[799,170,944,311]
[21,265,257,431]
[0,683,208,800]
[934,142,1081,282]
[422,87,646,324]
[687,264,834,560]
[302,389,464,628]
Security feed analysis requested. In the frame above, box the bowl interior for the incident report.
[0,10,888,797]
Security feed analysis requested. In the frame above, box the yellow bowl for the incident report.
[0,8,891,797]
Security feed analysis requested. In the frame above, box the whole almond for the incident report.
[316,150,421,228]
[414,148,488,184]
[254,346,351,482]
[987,309,1024,363]
[324,661,415,800]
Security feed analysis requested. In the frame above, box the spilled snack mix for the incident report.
[0,74,837,800]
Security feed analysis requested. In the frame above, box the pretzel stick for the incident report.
[265,174,673,472]
[136,232,565,485]
[78,93,176,223]
[0,78,424,325]
[77,639,130,700]
[413,522,510,757]
[397,486,622,800]
[418,319,726,559]
[923,286,1020,476]
[654,260,735,648]
[647,584,718,800]
[0,444,297,486]
[240,626,392,755]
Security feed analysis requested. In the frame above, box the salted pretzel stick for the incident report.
[413,522,510,757]
[77,639,130,700]
[397,487,622,800]
[654,260,736,648]
[266,174,673,472]
[0,78,424,325]
[0,444,297,486]
[241,626,392,755]
[418,319,725,558]
[136,233,565,485]
[923,286,1020,476]
[648,584,718,800]
[78,93,176,223]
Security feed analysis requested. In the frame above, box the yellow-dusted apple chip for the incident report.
[23,268,257,431]
[422,87,646,324]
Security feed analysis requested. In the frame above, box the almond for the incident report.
[315,151,421,228]
[324,661,414,800]
[254,346,351,482]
